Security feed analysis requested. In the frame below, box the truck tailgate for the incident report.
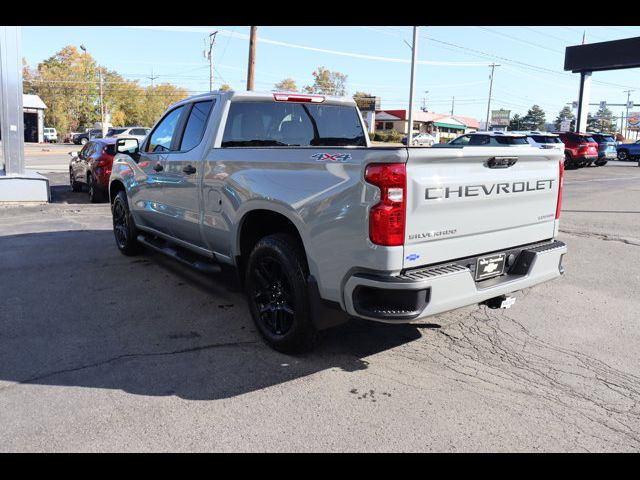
[403,146,562,269]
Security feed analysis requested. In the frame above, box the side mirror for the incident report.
[116,138,139,155]
[68,151,79,158]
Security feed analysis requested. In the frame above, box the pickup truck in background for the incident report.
[109,90,567,352]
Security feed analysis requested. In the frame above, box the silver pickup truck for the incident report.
[109,90,567,352]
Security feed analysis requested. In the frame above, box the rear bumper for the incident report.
[343,240,567,323]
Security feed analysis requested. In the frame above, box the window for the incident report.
[179,100,214,151]
[469,135,490,145]
[106,128,127,137]
[146,105,186,152]
[531,135,562,144]
[385,122,393,130]
[450,135,471,145]
[221,101,366,147]
[130,128,147,136]
[491,136,528,145]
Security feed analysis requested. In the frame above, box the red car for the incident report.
[69,138,117,203]
[557,132,599,169]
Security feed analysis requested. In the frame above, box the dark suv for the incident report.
[589,133,617,166]
[557,132,599,169]
[72,128,103,146]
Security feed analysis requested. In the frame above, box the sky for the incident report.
[20,25,640,125]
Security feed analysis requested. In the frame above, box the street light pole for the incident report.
[485,63,500,131]
[407,26,419,144]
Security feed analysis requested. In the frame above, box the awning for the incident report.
[433,122,465,130]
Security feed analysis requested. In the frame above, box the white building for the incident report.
[22,94,47,143]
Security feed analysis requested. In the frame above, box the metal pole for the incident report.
[247,26,257,91]
[485,63,499,131]
[207,31,218,91]
[407,26,419,145]
[624,89,633,139]
[576,71,592,133]
[451,96,455,116]
[99,68,106,137]
[0,26,25,174]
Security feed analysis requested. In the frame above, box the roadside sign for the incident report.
[560,120,571,131]
[572,101,578,109]
[628,100,635,109]
[628,111,640,127]
[600,101,607,109]
[354,96,381,112]
[490,109,510,126]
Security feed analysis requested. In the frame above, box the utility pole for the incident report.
[246,26,257,91]
[485,63,500,131]
[147,68,159,88]
[451,96,455,116]
[205,31,218,91]
[421,91,428,112]
[624,89,633,139]
[407,26,419,144]
[99,67,106,137]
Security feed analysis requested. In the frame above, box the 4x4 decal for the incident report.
[311,153,352,162]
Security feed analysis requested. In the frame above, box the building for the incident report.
[375,109,480,142]
[22,94,47,143]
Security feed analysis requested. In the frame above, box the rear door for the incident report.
[403,146,561,269]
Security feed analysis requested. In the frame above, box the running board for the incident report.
[136,234,222,273]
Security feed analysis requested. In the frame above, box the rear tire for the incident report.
[80,138,88,145]
[564,153,576,169]
[595,159,608,167]
[70,171,82,192]
[618,149,629,161]
[112,190,141,256]
[87,174,102,203]
[245,233,317,353]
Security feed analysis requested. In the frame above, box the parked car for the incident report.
[616,139,640,161]
[589,133,617,166]
[106,126,151,143]
[515,131,563,151]
[72,128,103,145]
[401,132,436,146]
[69,138,117,202]
[557,132,599,169]
[108,91,566,352]
[434,131,530,147]
[43,127,58,143]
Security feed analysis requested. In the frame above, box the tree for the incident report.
[274,78,298,92]
[590,105,614,133]
[219,84,233,91]
[554,106,575,131]
[520,105,546,130]
[140,83,190,127]
[304,67,347,96]
[509,113,522,131]
[352,91,372,99]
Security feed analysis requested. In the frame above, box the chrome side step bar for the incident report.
[136,234,222,273]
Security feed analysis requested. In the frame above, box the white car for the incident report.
[105,127,151,143]
[43,127,58,143]
[514,131,564,151]
[404,132,436,146]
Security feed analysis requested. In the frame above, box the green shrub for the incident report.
[374,131,387,142]
[385,129,402,143]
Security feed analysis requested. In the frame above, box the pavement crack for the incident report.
[560,228,640,246]
[0,340,257,392]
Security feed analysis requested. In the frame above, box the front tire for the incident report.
[112,190,141,256]
[595,159,608,167]
[87,174,102,203]
[70,171,82,192]
[80,138,88,145]
[245,233,317,353]
[618,150,629,161]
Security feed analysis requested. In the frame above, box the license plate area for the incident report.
[475,253,506,281]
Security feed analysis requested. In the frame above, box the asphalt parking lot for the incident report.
[1,155,640,452]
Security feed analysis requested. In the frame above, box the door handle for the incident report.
[153,163,163,172]
[183,165,197,175]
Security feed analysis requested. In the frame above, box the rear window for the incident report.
[530,135,562,144]
[594,135,615,143]
[222,101,366,147]
[492,136,528,145]
[106,128,127,137]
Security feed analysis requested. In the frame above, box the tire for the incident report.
[87,174,102,203]
[80,137,88,145]
[595,159,608,167]
[412,140,418,146]
[112,190,141,256]
[618,149,629,161]
[245,233,317,353]
[70,170,82,192]
[564,153,576,170]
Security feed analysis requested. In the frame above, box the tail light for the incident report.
[556,159,564,220]
[365,163,406,246]
[273,93,325,103]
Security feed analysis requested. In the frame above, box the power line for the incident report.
[476,27,563,54]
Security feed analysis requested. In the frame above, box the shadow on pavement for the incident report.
[49,185,96,205]
[0,229,431,400]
